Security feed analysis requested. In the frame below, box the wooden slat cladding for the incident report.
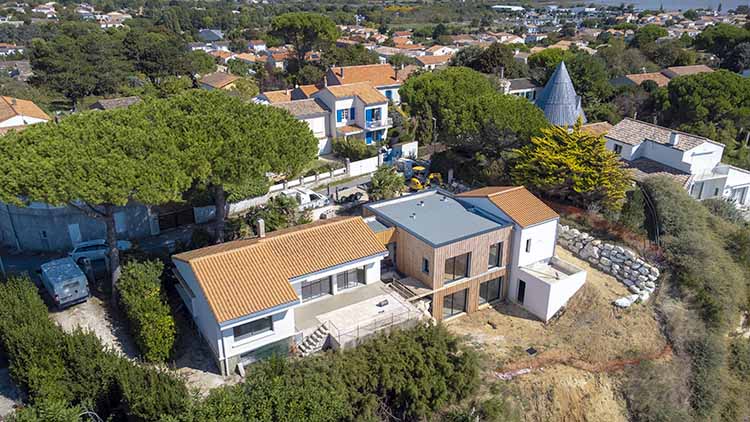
[395,228,436,288]
[432,268,507,320]
[374,227,396,245]
[432,226,511,290]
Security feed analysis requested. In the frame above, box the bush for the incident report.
[0,277,188,420]
[618,188,647,234]
[8,399,83,422]
[119,260,176,363]
[179,323,479,421]
[332,137,379,161]
[190,227,213,249]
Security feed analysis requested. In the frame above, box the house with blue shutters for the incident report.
[312,82,391,145]
[256,82,392,155]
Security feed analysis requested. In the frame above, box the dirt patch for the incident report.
[49,296,139,359]
[448,248,667,422]
[511,365,628,422]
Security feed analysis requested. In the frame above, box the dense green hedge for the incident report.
[0,277,188,421]
[171,324,479,422]
[119,260,176,363]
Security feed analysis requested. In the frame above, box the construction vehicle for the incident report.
[409,166,443,191]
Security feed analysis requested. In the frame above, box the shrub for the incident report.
[0,277,188,420]
[8,399,83,422]
[702,198,746,225]
[618,188,647,234]
[368,166,404,200]
[118,260,176,363]
[332,137,379,161]
[190,227,213,249]
[180,323,479,422]
[729,338,750,382]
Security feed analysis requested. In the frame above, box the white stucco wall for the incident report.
[517,220,558,267]
[173,260,221,357]
[604,138,637,160]
[0,115,48,128]
[289,254,384,299]
[219,307,296,363]
[304,115,327,138]
[683,142,724,174]
[379,86,401,104]
[544,269,587,320]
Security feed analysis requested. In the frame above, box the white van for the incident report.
[40,258,90,309]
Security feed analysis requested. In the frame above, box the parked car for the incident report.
[280,187,330,211]
[69,239,132,264]
[40,257,90,309]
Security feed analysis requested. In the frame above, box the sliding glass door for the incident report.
[442,289,467,319]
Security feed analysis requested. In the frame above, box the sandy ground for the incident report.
[50,296,139,358]
[448,247,667,422]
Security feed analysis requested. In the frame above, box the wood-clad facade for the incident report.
[391,224,513,321]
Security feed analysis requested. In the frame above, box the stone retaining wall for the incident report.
[558,225,660,309]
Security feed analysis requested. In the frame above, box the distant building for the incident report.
[499,78,542,101]
[199,72,240,91]
[198,29,225,43]
[415,55,451,71]
[325,63,416,105]
[89,96,141,111]
[534,61,586,127]
[611,65,714,88]
[0,96,50,129]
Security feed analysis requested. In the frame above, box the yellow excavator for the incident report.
[409,166,443,191]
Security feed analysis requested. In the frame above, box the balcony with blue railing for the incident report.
[365,117,393,129]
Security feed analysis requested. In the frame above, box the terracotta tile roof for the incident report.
[89,96,141,111]
[199,72,240,89]
[209,50,233,60]
[605,118,722,152]
[262,85,320,103]
[0,96,49,123]
[661,64,713,78]
[581,121,613,137]
[272,98,329,117]
[173,217,387,323]
[327,64,406,88]
[337,124,365,134]
[426,44,448,53]
[623,72,671,87]
[458,186,559,228]
[416,55,451,66]
[324,82,387,104]
[232,52,256,62]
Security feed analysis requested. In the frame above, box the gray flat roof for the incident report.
[365,218,389,233]
[366,190,507,247]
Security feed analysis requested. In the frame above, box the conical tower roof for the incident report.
[535,61,586,127]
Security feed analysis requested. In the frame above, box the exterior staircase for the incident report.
[298,322,330,356]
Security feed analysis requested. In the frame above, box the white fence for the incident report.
[228,141,417,216]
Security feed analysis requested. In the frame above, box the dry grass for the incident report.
[447,248,668,422]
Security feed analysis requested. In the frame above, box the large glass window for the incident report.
[233,317,273,342]
[444,253,470,283]
[301,277,331,301]
[488,242,503,269]
[337,267,365,291]
[442,289,467,319]
[479,277,503,305]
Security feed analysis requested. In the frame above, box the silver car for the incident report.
[69,239,132,264]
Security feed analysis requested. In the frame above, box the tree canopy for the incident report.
[512,121,630,210]
[271,12,339,65]
[632,24,669,48]
[369,166,405,200]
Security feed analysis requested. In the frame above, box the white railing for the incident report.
[365,118,393,129]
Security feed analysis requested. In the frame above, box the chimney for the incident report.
[669,132,680,146]
[256,218,266,238]
[10,97,16,106]
[340,66,344,78]
[499,66,505,80]
[401,63,404,70]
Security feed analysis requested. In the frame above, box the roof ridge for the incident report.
[487,186,524,197]
[184,217,357,263]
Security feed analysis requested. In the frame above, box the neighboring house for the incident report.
[0,60,32,81]
[273,98,332,155]
[313,82,391,145]
[0,96,49,128]
[199,72,240,91]
[364,187,586,323]
[172,217,412,375]
[249,40,266,53]
[605,118,750,205]
[611,65,714,88]
[415,55,451,71]
[0,43,23,56]
[89,96,141,111]
[259,82,392,150]
[172,187,586,376]
[514,51,531,64]
[534,61,586,126]
[425,45,456,56]
[198,29,224,43]
[325,64,415,105]
[499,77,542,101]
